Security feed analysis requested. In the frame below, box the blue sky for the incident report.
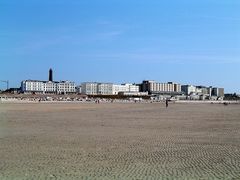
[0,0,239,93]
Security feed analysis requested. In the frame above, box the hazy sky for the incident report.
[0,0,239,93]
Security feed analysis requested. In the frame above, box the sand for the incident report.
[0,102,240,179]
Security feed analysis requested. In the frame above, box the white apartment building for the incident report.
[127,84,140,92]
[81,82,98,95]
[21,80,44,93]
[113,85,127,95]
[21,80,76,94]
[113,84,139,95]
[57,81,76,94]
[98,83,113,95]
[81,82,139,95]
[81,82,113,95]
[44,82,57,93]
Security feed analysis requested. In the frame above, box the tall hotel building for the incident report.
[141,80,181,94]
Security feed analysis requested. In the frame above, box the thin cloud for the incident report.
[73,52,240,64]
[96,31,123,39]
[96,20,112,26]
[200,15,240,22]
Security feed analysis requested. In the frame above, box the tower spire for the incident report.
[49,68,53,81]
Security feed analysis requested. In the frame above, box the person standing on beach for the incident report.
[166,99,169,108]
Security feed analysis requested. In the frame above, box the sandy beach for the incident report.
[0,102,240,179]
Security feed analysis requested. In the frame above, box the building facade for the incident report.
[127,84,140,92]
[43,81,57,93]
[98,83,113,95]
[113,84,139,95]
[113,84,127,95]
[81,82,113,95]
[181,85,196,95]
[21,80,76,94]
[21,80,44,93]
[212,87,224,97]
[76,86,82,94]
[57,81,76,94]
[181,84,224,99]
[81,82,98,95]
[21,69,76,94]
[141,80,181,94]
[81,82,139,95]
